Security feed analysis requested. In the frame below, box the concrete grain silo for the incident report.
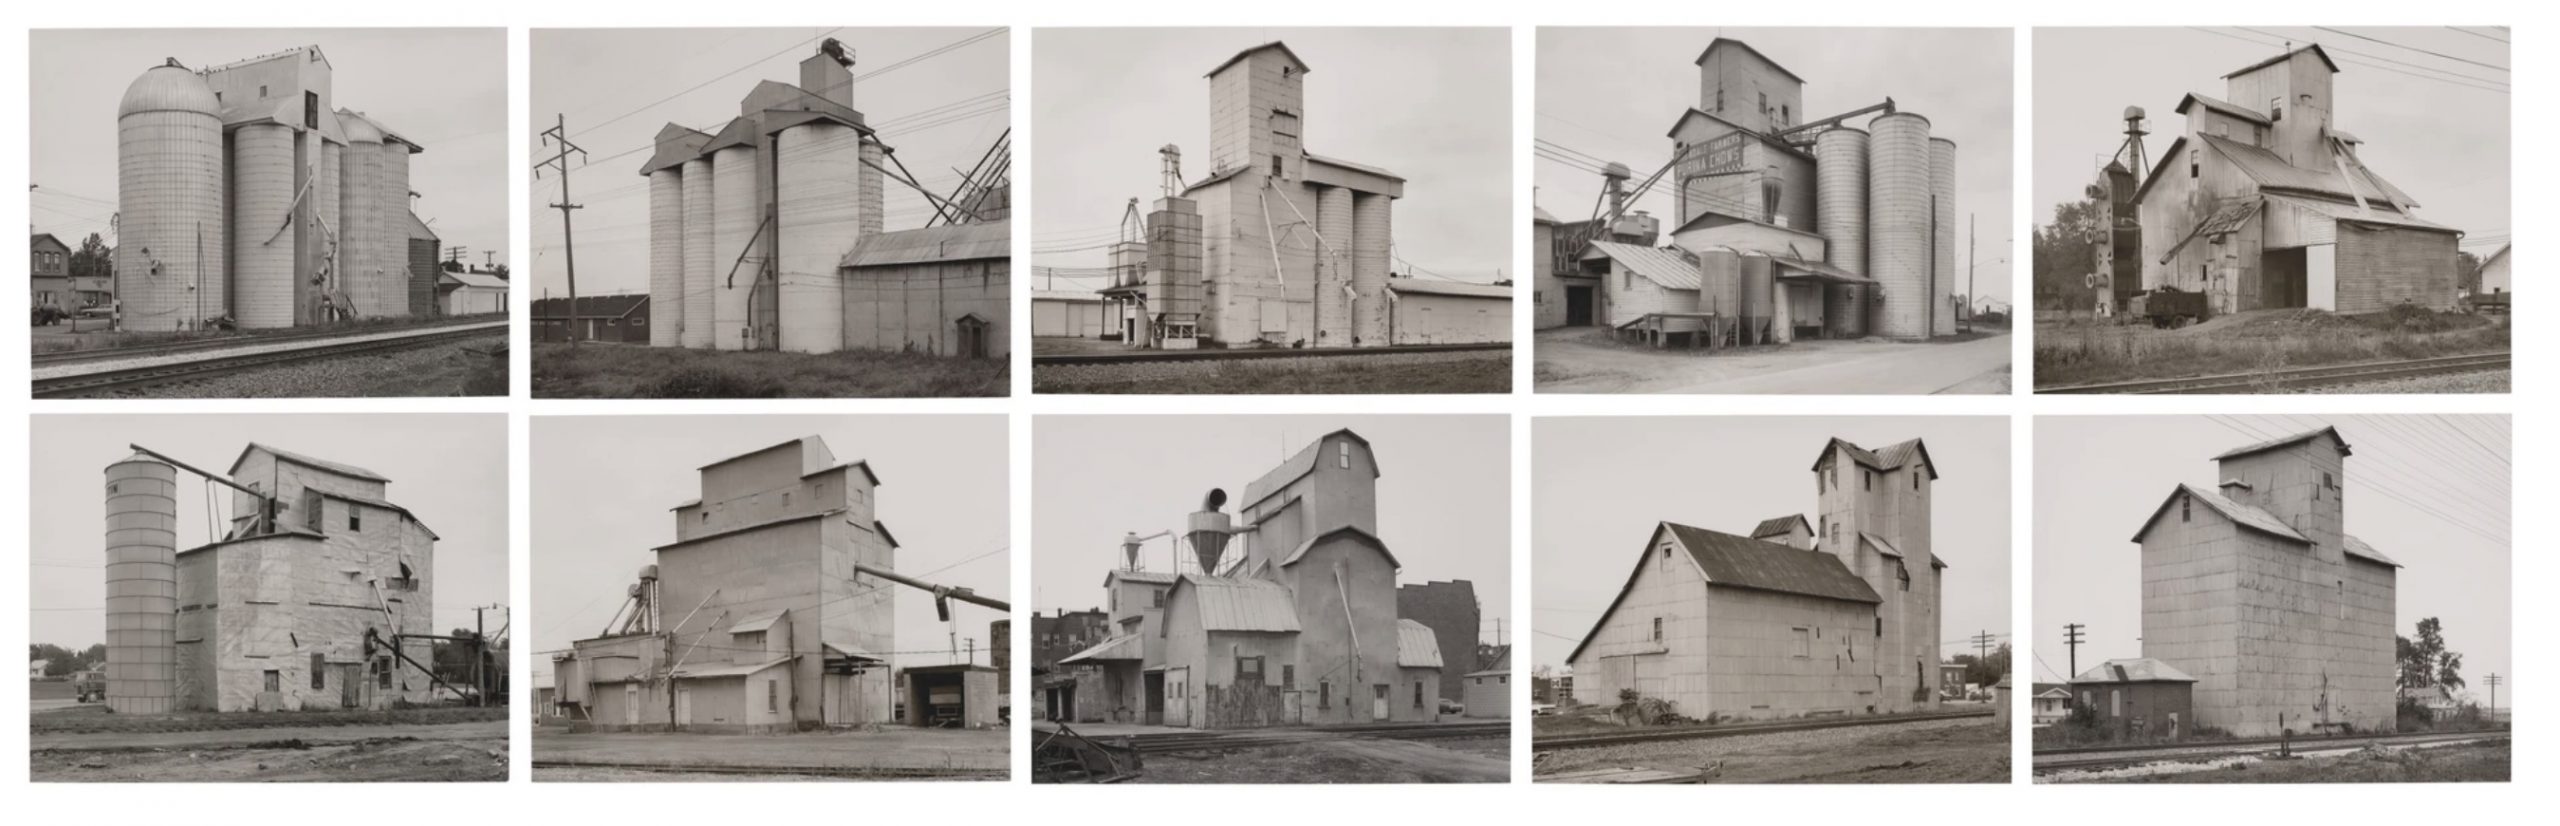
[115,62,227,331]
[378,136,415,317]
[680,156,717,349]
[1815,127,1869,337]
[103,454,179,715]
[1352,193,1391,346]
[1866,112,1932,339]
[229,123,298,328]
[1315,187,1355,346]
[317,136,342,308]
[647,166,685,347]
[338,112,385,317]
[709,144,759,351]
[775,122,862,353]
[1929,137,1958,336]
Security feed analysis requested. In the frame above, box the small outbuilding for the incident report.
[2067,658,2197,739]
[1462,668,1510,718]
[901,663,1002,729]
[1383,277,1510,345]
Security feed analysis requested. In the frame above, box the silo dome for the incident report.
[118,62,219,118]
[339,110,385,144]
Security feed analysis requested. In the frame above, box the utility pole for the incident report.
[2063,623,2086,680]
[536,114,586,347]
[482,250,498,271]
[1966,213,1976,332]
[2486,673,2501,725]
[474,606,486,707]
[1972,630,1995,663]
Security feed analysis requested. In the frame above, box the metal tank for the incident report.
[229,123,297,329]
[1314,186,1354,346]
[338,113,383,318]
[709,145,759,351]
[776,123,861,353]
[115,63,227,331]
[1351,193,1391,347]
[378,137,414,317]
[1740,252,1775,343]
[103,454,178,715]
[679,156,716,349]
[647,167,685,347]
[1866,112,1933,339]
[1814,127,1869,337]
[1930,137,1958,336]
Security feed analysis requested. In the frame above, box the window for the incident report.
[1623,270,1633,291]
[1876,616,1883,636]
[1913,473,1920,490]
[2181,497,2191,523]
[1791,627,1811,658]
[1759,92,1768,114]
[1863,470,1873,492]
[1781,104,1790,125]
[767,679,778,712]
[2190,148,2201,178]
[312,653,327,689]
[304,91,320,129]
[1151,588,1166,608]
[1659,543,1672,572]
[1338,442,1350,469]
[782,492,791,507]
[1282,664,1295,688]
[2270,97,2284,121]
[258,84,268,98]
[1649,616,1665,642]
[1320,680,1332,709]
[1237,655,1264,685]
[264,670,282,693]
[1271,155,1283,177]
[1715,88,1724,111]
[700,511,709,523]
[348,509,362,532]
[1414,681,1425,709]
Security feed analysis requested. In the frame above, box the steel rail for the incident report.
[32,316,506,367]
[2040,352,2510,394]
[1532,708,1997,752]
[33,324,504,398]
[1034,342,1510,367]
[2031,728,2509,772]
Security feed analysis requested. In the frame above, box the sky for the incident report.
[1033,416,1512,649]
[29,29,510,271]
[1532,416,2012,673]
[2032,415,2511,704]
[528,415,1008,687]
[527,27,1011,299]
[1536,27,2014,307]
[29,414,509,649]
[1031,28,1514,290]
[2033,27,2511,254]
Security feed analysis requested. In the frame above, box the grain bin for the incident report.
[1315,186,1354,346]
[1740,251,1775,343]
[1352,192,1392,347]
[680,156,716,349]
[647,167,686,347]
[1866,112,1932,339]
[709,145,759,351]
[776,122,862,353]
[116,62,227,331]
[1930,137,1958,336]
[1815,127,1869,337]
[103,454,179,715]
[378,137,415,317]
[229,123,297,329]
[338,112,384,317]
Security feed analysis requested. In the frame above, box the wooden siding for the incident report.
[2335,222,2457,313]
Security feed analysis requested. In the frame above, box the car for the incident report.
[1438,698,1465,715]
[1531,702,1557,716]
[32,305,66,325]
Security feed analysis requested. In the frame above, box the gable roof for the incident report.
[1171,574,1300,633]
[2223,43,2339,79]
[1749,514,1811,540]
[1580,241,1700,291]
[2069,657,2198,684]
[844,220,1009,268]
[2132,483,2310,545]
[2343,534,2402,568]
[1567,521,1879,664]
[1240,429,1375,509]
[1385,278,1510,299]
[1396,619,1444,669]
[1812,437,1937,480]
[2176,93,2272,126]
[1207,41,1309,78]
[2214,426,2352,461]
[2483,243,2510,268]
[230,443,390,484]
[2200,134,2421,209]
[1693,38,1806,85]
[1279,525,1400,571]
[1104,569,1178,588]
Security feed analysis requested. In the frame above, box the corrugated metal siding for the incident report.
[1395,619,1443,668]
[1184,576,1300,632]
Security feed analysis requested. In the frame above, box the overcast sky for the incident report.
[1532,416,2011,673]
[1032,28,1513,290]
[1033,416,1511,648]
[2032,415,2511,702]
[1537,27,2014,305]
[2033,27,2510,253]
[29,414,508,650]
[527,27,1010,299]
[529,415,1007,686]
[29,29,509,271]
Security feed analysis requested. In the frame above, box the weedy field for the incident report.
[2034,306,2508,389]
[534,342,1008,398]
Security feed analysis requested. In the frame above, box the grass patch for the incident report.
[535,343,1007,398]
[32,705,509,735]
[1037,355,1509,394]
[2035,306,2508,388]
[2118,740,2509,784]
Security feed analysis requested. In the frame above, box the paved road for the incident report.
[1662,334,2011,394]
[31,720,506,752]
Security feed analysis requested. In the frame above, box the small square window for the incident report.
[349,510,362,532]
[1651,617,1663,642]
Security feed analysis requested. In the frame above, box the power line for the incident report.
[2447,26,2509,45]
[2310,26,2508,72]
[2233,27,2508,87]
[579,28,847,136]
[2194,28,2508,94]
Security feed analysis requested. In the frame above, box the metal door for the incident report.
[1143,672,1164,725]
[339,664,361,708]
[1165,667,1190,727]
[675,686,693,728]
[624,684,640,725]
[1566,285,1594,326]
[1372,684,1390,721]
[1284,690,1302,724]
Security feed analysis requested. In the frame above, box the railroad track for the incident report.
[2041,352,2510,394]
[1532,708,1996,752]
[1034,342,1509,367]
[32,316,507,368]
[1060,720,1512,755]
[531,760,1002,779]
[2032,728,2509,773]
[33,323,506,398]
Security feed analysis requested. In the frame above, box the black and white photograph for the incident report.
[528,28,1010,398]
[1532,28,2015,395]
[28,413,511,782]
[1029,29,1515,395]
[1030,416,1512,782]
[1531,416,2012,783]
[28,29,510,398]
[529,415,1009,781]
[2032,415,2512,782]
[2031,28,2512,394]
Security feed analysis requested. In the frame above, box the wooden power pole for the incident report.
[536,114,586,347]
[2063,623,2086,680]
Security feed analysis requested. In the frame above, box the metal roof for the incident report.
[1104,569,1178,587]
[2159,200,2264,264]
[654,509,845,553]
[729,609,785,634]
[1279,525,1401,571]
[1396,619,1444,669]
[2213,426,2352,461]
[313,490,438,541]
[1306,153,1405,183]
[1859,532,1904,559]
[2263,192,2457,234]
[1240,429,1375,509]
[442,271,508,290]
[1665,523,1881,605]
[843,220,1010,268]
[404,210,438,242]
[1385,278,1511,299]
[673,656,794,680]
[1533,206,1561,225]
[1031,289,1106,303]
[2343,534,2403,568]
[2201,134,2420,209]
[823,638,882,663]
[1581,242,1700,291]
[2133,484,2310,545]
[2069,658,2198,684]
[1815,437,1937,480]
[1205,41,1309,78]
[1772,255,1874,284]
[1058,633,1144,664]
[230,443,390,484]
[2175,93,2272,126]
[2223,43,2339,79]
[1174,575,1301,633]
[1749,514,1810,539]
[1693,38,1806,85]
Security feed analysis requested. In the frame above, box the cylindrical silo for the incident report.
[1352,193,1391,347]
[230,123,297,329]
[115,63,226,332]
[379,139,414,318]
[776,123,861,354]
[1741,253,1774,343]
[1930,137,1959,336]
[1866,112,1933,339]
[709,145,759,351]
[317,139,342,319]
[1815,127,1869,337]
[339,114,383,318]
[104,454,178,715]
[648,166,686,347]
[859,138,885,239]
[680,156,716,349]
[1315,186,1354,346]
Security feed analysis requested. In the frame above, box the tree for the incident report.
[68,232,112,280]
[2396,616,2466,691]
[2456,250,2484,295]
[2031,198,2104,314]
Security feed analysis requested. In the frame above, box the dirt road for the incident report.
[1535,718,2006,784]
[32,721,507,782]
[533,728,1008,779]
[1537,330,2011,394]
[1136,736,1509,783]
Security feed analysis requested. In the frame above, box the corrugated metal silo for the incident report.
[1696,246,1741,320]
[1315,186,1354,346]
[339,114,383,317]
[1351,193,1391,347]
[679,156,716,349]
[1740,252,1774,341]
[709,145,758,351]
[776,123,861,354]
[379,139,414,318]
[1815,127,1869,337]
[648,167,686,347]
[1930,137,1958,336]
[229,123,297,329]
[103,454,178,715]
[1866,112,1932,339]
[115,63,227,331]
